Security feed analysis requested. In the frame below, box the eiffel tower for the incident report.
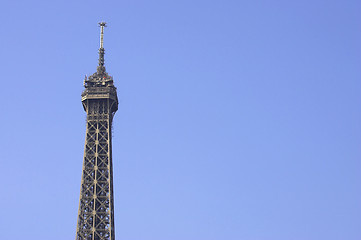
[76,22,118,240]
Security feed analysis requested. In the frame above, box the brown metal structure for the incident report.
[76,22,118,240]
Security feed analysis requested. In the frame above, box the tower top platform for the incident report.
[81,22,118,113]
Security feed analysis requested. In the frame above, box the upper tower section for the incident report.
[82,22,118,113]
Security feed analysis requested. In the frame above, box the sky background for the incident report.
[0,0,360,239]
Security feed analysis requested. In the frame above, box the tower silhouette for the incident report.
[76,22,118,240]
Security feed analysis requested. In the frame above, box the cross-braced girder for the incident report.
[76,98,117,240]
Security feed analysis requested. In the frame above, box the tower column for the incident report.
[76,22,118,240]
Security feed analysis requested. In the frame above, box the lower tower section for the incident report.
[76,98,117,240]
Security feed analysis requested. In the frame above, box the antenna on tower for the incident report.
[97,22,107,74]
[99,22,107,49]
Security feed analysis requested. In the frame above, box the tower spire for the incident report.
[97,22,107,75]
[99,22,106,49]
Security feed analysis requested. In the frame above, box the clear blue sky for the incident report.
[0,0,360,239]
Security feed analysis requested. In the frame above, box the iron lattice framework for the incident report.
[76,22,118,240]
